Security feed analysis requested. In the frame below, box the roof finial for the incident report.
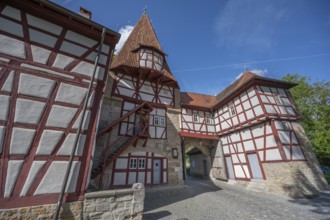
[244,66,248,72]
[143,5,148,14]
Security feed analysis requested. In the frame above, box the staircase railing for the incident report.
[94,102,152,189]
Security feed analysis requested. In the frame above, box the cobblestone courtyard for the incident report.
[143,177,330,220]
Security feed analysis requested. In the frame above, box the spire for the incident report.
[111,13,164,69]
[111,12,178,87]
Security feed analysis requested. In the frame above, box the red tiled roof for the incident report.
[215,71,257,104]
[181,71,297,109]
[111,13,178,86]
[180,92,216,108]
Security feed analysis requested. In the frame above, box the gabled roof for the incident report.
[111,13,178,87]
[181,71,297,109]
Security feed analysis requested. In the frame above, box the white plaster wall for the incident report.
[34,161,80,195]
[18,73,55,98]
[65,30,97,47]
[56,83,87,105]
[1,70,14,92]
[20,161,46,196]
[0,126,5,153]
[14,99,45,124]
[29,29,57,47]
[266,149,281,161]
[0,17,23,37]
[36,130,64,155]
[4,160,23,197]
[57,134,86,156]
[52,53,75,69]
[1,6,21,21]
[10,127,36,155]
[0,34,26,59]
[26,14,62,35]
[0,95,10,121]
[115,158,128,169]
[46,105,77,128]
[31,45,51,64]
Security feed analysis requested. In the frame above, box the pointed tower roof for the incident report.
[111,13,178,87]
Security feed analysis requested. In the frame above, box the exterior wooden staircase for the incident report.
[91,102,153,189]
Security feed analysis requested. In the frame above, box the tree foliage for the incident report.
[282,74,330,166]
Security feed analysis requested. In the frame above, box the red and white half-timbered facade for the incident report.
[0,0,326,212]
[180,73,310,182]
[0,0,119,208]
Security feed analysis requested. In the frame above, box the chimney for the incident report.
[79,7,92,19]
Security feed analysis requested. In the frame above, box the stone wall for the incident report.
[83,183,145,220]
[0,183,145,220]
[263,161,327,198]
[0,201,82,220]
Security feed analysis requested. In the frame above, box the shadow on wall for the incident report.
[284,168,330,216]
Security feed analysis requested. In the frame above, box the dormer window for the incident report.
[139,48,163,71]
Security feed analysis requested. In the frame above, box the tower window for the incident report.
[274,93,283,105]
[139,48,163,71]
[229,105,236,116]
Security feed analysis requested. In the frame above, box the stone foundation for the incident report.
[0,183,145,220]
[83,183,145,220]
[263,161,328,198]
[0,201,82,220]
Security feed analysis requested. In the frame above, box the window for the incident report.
[206,116,212,124]
[129,158,137,169]
[139,48,164,71]
[274,93,283,105]
[229,105,236,116]
[160,117,165,126]
[193,114,198,122]
[138,158,145,169]
[154,116,159,125]
[282,121,291,131]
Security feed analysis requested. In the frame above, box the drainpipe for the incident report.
[53,28,106,220]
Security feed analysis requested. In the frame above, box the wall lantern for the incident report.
[172,148,178,159]
[198,138,203,146]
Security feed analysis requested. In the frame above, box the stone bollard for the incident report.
[131,183,145,220]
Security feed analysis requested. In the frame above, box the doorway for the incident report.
[247,153,263,179]
[153,159,161,184]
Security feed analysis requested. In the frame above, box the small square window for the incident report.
[282,121,291,131]
[206,116,212,124]
[129,158,137,169]
[154,116,159,125]
[160,117,166,126]
[274,93,283,105]
[138,158,145,169]
[193,114,198,122]
[229,105,236,116]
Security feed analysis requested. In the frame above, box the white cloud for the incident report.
[214,0,289,50]
[235,68,267,80]
[114,25,134,55]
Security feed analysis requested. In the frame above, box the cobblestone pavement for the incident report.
[143,177,330,220]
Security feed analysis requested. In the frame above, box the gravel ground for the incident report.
[143,177,330,220]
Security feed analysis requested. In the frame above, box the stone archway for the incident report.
[182,137,227,181]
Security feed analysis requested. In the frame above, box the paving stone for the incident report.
[143,176,330,220]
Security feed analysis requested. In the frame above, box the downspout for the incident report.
[54,28,106,220]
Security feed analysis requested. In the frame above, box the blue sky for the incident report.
[51,0,330,95]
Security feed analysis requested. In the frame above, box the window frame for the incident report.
[139,48,164,71]
[274,93,283,105]
[193,114,198,122]
[129,158,137,169]
[229,105,236,116]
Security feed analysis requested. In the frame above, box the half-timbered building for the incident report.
[0,0,328,215]
[0,0,119,209]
